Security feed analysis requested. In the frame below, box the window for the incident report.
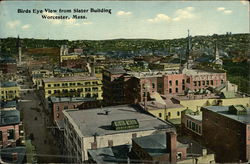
[0,131,2,141]
[206,80,209,85]
[57,113,60,118]
[169,80,172,86]
[159,113,162,117]
[175,80,178,85]
[221,80,224,84]
[85,88,91,92]
[48,90,51,94]
[198,81,201,86]
[169,88,172,93]
[168,112,171,117]
[176,88,178,93]
[202,81,205,85]
[48,84,51,87]
[86,93,91,98]
[211,80,214,85]
[177,152,182,160]
[177,111,180,116]
[152,83,155,89]
[56,106,60,111]
[182,79,185,84]
[108,140,113,147]
[182,85,185,90]
[194,81,197,86]
[7,129,14,140]
[64,106,68,110]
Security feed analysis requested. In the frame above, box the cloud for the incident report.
[240,0,249,5]
[224,10,232,14]
[116,11,132,16]
[217,7,232,14]
[147,14,171,23]
[172,7,195,21]
[21,24,30,30]
[217,7,225,11]
[82,21,92,25]
[6,20,20,29]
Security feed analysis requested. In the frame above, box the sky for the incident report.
[0,1,249,40]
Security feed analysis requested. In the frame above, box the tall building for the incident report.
[0,82,20,101]
[42,76,103,99]
[202,105,250,162]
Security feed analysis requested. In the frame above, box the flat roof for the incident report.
[182,68,224,76]
[186,112,202,121]
[64,105,174,137]
[0,110,20,126]
[49,96,96,103]
[42,76,100,83]
[0,81,18,87]
[203,106,250,124]
[132,133,187,157]
[0,101,17,109]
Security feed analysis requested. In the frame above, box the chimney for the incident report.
[166,132,177,163]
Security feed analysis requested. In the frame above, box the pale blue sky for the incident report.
[0,1,249,40]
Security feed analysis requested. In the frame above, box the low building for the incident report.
[0,146,26,163]
[0,57,17,74]
[181,109,202,140]
[0,101,17,110]
[202,105,250,162]
[49,96,101,124]
[63,105,175,162]
[131,132,215,163]
[42,76,103,99]
[0,110,21,148]
[0,82,20,101]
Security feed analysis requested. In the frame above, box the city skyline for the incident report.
[0,1,249,40]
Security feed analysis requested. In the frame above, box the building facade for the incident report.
[0,82,20,101]
[202,105,250,162]
[42,76,103,99]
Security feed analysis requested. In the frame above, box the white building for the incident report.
[63,105,175,162]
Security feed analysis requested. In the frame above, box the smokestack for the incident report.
[166,132,177,163]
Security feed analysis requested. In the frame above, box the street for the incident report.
[18,75,62,163]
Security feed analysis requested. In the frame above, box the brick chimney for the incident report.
[166,132,177,163]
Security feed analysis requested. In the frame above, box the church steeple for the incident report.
[186,29,192,61]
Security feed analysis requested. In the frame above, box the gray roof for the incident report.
[0,101,17,109]
[0,110,20,126]
[203,106,250,124]
[105,68,126,74]
[49,96,96,103]
[0,146,26,164]
[88,144,130,163]
[0,81,18,87]
[64,105,174,137]
[132,133,187,157]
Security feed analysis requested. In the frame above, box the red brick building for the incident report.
[0,58,17,74]
[0,110,20,148]
[103,68,227,106]
[202,105,250,162]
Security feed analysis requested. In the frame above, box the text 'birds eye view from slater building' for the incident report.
[0,0,249,163]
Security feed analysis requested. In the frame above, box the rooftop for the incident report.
[49,96,96,103]
[64,105,175,137]
[202,106,250,124]
[0,101,17,109]
[132,133,187,157]
[0,146,26,164]
[0,81,18,87]
[182,68,224,76]
[186,111,202,121]
[106,68,126,74]
[88,144,130,163]
[42,76,100,83]
[0,110,20,126]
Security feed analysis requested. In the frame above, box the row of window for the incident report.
[47,81,99,88]
[158,111,180,118]
[47,87,99,94]
[186,120,202,134]
[1,90,17,94]
[169,79,185,86]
